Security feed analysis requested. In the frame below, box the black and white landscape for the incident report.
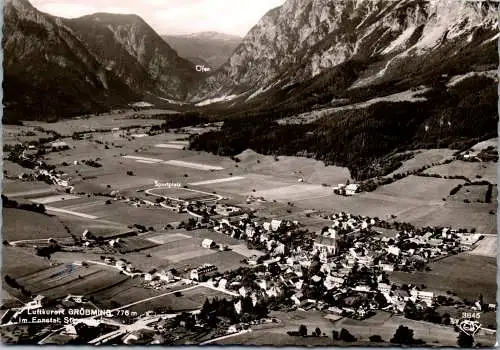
[1,0,498,346]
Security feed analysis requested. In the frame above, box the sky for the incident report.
[31,0,287,36]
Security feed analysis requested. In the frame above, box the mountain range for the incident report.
[3,0,197,122]
[162,32,242,69]
[3,0,499,123]
[192,0,499,103]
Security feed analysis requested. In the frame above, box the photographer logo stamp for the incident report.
[458,319,481,337]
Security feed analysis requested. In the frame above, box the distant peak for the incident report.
[169,31,242,40]
[81,12,146,25]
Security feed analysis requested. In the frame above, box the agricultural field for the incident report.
[2,247,53,279]
[3,160,29,178]
[373,176,464,202]
[147,188,220,202]
[396,202,496,235]
[470,235,497,258]
[390,254,496,302]
[2,208,71,241]
[331,312,495,347]
[145,232,192,245]
[469,138,498,152]
[169,250,247,274]
[90,204,192,226]
[127,286,230,314]
[252,184,332,202]
[2,180,57,198]
[235,149,352,185]
[146,240,217,264]
[295,194,419,220]
[90,279,168,309]
[389,149,456,176]
[17,263,129,299]
[22,112,167,135]
[186,229,242,246]
[115,237,159,253]
[447,184,491,203]
[193,173,297,198]
[423,160,497,184]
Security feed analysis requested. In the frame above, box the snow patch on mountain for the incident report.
[382,25,418,54]
[195,94,241,106]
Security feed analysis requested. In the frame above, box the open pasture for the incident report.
[389,149,456,176]
[396,201,496,234]
[23,113,165,136]
[145,232,192,245]
[50,215,129,238]
[148,187,219,202]
[3,160,29,178]
[121,155,225,172]
[30,194,81,204]
[331,312,495,347]
[90,280,162,309]
[229,244,266,258]
[187,229,242,246]
[128,286,235,315]
[447,184,490,202]
[46,195,107,211]
[373,175,464,201]
[424,160,497,184]
[88,278,197,310]
[116,237,159,253]
[84,203,192,226]
[193,173,295,197]
[235,149,352,185]
[295,194,419,219]
[470,138,498,152]
[2,180,57,198]
[252,183,332,202]
[146,239,217,264]
[469,235,497,258]
[2,247,53,278]
[390,254,496,302]
[2,208,71,241]
[169,250,247,274]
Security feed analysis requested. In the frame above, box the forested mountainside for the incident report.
[3,0,196,123]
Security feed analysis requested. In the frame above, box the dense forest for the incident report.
[190,74,498,181]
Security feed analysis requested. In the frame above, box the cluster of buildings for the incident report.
[187,209,485,322]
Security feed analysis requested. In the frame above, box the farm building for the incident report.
[410,290,434,307]
[333,183,360,196]
[201,239,217,249]
[47,141,70,151]
[190,264,218,281]
[345,184,360,196]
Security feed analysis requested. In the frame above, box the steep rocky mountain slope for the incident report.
[192,0,499,102]
[3,0,139,122]
[162,32,242,69]
[67,13,197,99]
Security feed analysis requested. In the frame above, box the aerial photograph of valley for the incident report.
[1,0,498,346]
